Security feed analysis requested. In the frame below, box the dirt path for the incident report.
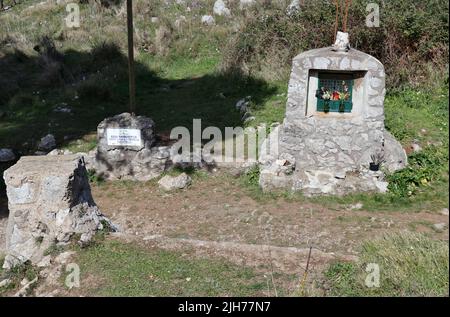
[0,171,447,296]
[0,171,447,264]
[92,171,448,258]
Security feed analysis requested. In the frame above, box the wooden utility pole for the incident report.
[127,0,136,115]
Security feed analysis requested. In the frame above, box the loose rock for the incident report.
[411,141,422,153]
[54,251,76,265]
[239,0,255,9]
[348,202,363,210]
[0,278,11,288]
[38,134,56,152]
[201,15,215,25]
[158,173,192,191]
[235,97,250,113]
[174,15,187,29]
[433,223,447,231]
[287,0,300,15]
[0,148,15,162]
[37,255,52,268]
[213,0,231,16]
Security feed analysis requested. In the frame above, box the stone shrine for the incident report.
[259,35,407,195]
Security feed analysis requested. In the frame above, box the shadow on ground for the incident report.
[0,196,7,219]
[0,38,277,196]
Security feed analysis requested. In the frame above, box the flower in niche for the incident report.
[332,91,340,100]
[339,91,350,100]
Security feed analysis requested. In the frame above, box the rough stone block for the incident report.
[95,113,170,181]
[97,112,155,152]
[2,155,115,269]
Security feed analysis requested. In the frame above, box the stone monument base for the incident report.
[95,113,171,181]
[258,126,407,196]
[2,155,115,269]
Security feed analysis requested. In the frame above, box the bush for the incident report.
[222,0,449,87]
[7,92,35,111]
[242,164,261,188]
[387,146,448,197]
[87,169,104,185]
[90,41,124,69]
[384,83,449,198]
[76,76,113,101]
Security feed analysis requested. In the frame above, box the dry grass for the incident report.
[325,232,449,296]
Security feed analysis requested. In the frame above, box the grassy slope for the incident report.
[324,232,449,296]
[0,239,295,296]
[0,1,285,149]
[2,2,447,211]
[67,239,296,297]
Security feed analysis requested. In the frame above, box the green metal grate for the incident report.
[316,75,353,113]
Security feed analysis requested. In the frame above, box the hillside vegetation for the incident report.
[0,1,449,298]
[0,0,448,205]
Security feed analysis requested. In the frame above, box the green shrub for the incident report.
[87,169,104,185]
[387,146,448,197]
[43,241,65,257]
[76,77,113,101]
[222,0,449,87]
[90,41,124,70]
[7,92,37,112]
[242,164,261,188]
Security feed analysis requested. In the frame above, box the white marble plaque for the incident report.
[106,128,142,146]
